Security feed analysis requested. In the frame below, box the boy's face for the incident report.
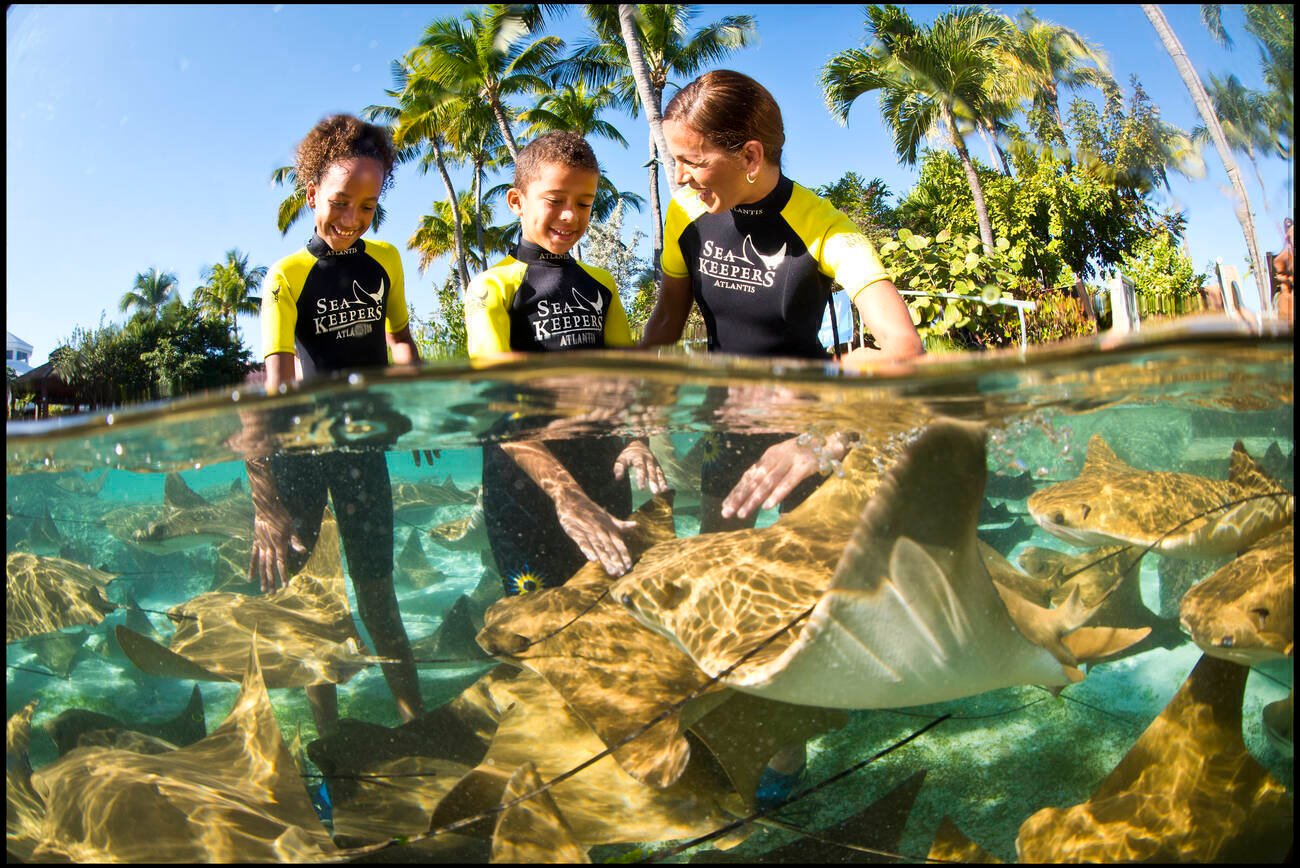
[306,157,383,252]
[507,163,599,256]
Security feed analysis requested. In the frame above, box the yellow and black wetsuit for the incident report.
[466,239,634,593]
[259,234,411,586]
[664,175,891,508]
[465,238,632,354]
[662,173,890,360]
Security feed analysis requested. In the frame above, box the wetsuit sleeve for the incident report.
[587,266,633,348]
[373,242,409,334]
[661,196,691,280]
[465,265,518,358]
[817,209,892,302]
[261,265,298,359]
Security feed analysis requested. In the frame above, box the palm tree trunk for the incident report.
[431,139,470,290]
[619,5,676,196]
[490,98,521,164]
[472,159,486,262]
[943,104,996,252]
[1141,4,1270,314]
[648,133,664,273]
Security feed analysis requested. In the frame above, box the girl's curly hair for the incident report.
[295,114,397,195]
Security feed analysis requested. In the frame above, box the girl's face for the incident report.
[306,157,383,251]
[663,120,762,214]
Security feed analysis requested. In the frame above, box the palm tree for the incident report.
[364,50,472,290]
[561,5,757,270]
[194,249,266,345]
[414,4,563,164]
[119,267,179,319]
[822,5,1012,252]
[1193,73,1278,215]
[519,79,629,149]
[408,192,515,276]
[1000,10,1114,149]
[1141,4,1269,314]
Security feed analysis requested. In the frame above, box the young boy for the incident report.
[243,113,424,727]
[464,131,665,591]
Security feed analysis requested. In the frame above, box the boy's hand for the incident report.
[249,503,308,593]
[411,449,439,468]
[613,440,668,495]
[554,489,637,577]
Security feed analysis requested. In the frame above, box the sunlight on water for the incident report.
[6,321,1294,862]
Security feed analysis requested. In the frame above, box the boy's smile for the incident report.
[508,163,600,256]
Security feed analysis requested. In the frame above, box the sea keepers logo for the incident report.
[313,279,385,339]
[698,235,786,293]
[532,286,605,348]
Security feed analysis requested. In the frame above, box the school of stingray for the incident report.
[6,385,1296,863]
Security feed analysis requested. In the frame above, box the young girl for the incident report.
[245,113,423,726]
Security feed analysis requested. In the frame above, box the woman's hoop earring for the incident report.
[746,171,757,184]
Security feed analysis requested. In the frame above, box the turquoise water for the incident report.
[6,319,1294,862]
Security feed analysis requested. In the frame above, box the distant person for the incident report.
[241,113,424,727]
[464,131,666,592]
[1271,217,1293,324]
[640,69,924,533]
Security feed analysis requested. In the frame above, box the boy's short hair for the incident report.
[513,130,600,192]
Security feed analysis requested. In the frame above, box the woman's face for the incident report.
[663,120,755,214]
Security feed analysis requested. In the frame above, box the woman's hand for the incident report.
[613,440,668,495]
[553,489,637,577]
[720,436,821,520]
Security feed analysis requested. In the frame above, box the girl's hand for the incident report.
[553,489,637,577]
[613,440,668,495]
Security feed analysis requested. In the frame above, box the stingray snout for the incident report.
[475,625,530,655]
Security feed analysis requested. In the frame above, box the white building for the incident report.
[6,332,34,375]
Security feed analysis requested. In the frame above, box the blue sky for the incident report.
[7,4,1292,367]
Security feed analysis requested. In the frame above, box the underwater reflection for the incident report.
[4,330,1294,862]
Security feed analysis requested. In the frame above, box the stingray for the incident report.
[22,628,91,678]
[44,683,207,757]
[120,471,254,553]
[395,527,448,590]
[6,551,118,643]
[428,499,489,552]
[692,768,927,863]
[1015,653,1292,862]
[1179,527,1293,666]
[491,761,591,863]
[53,468,110,497]
[615,419,1139,709]
[1262,691,1293,758]
[24,503,68,551]
[28,643,340,862]
[392,475,480,518]
[1027,435,1293,559]
[116,511,385,688]
[1259,441,1294,491]
[428,667,747,849]
[927,816,1002,863]
[977,500,1035,552]
[476,492,727,789]
[1017,544,1185,656]
[329,754,480,849]
[208,535,259,593]
[6,701,45,863]
[686,691,848,810]
[411,594,493,665]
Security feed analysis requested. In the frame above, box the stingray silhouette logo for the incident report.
[531,286,606,346]
[698,235,785,293]
[312,278,385,336]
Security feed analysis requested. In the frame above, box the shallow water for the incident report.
[6,318,1294,862]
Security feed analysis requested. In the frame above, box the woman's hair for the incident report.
[663,69,785,166]
[513,130,600,191]
[295,114,397,195]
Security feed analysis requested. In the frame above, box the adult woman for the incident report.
[640,69,924,531]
